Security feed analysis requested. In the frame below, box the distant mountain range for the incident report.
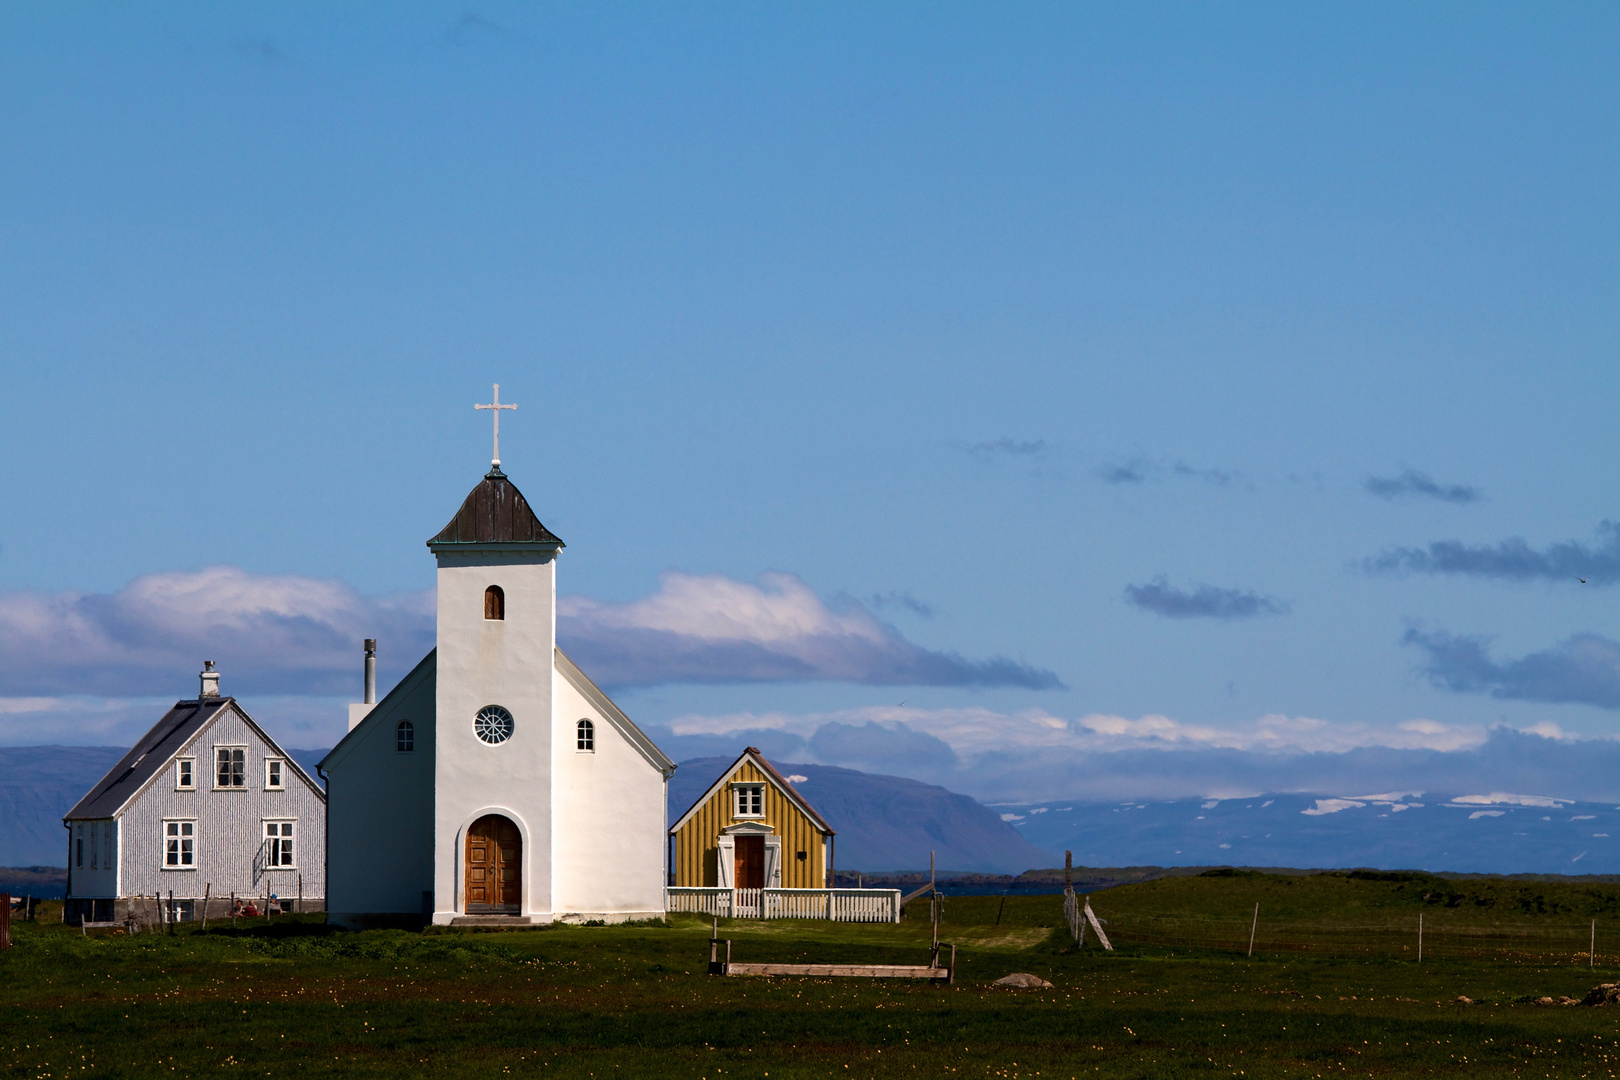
[8,745,1620,879]
[996,792,1620,876]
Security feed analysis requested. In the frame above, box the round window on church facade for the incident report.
[473,705,514,745]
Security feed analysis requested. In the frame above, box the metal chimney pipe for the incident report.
[363,639,376,705]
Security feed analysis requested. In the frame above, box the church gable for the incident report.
[554,648,675,776]
[320,648,438,773]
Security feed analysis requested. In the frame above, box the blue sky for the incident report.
[1,3,1617,804]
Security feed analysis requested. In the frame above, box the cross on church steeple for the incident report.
[474,383,517,466]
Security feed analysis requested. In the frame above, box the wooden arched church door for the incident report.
[465,814,521,912]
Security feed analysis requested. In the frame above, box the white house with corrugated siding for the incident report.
[63,667,326,925]
[321,461,676,928]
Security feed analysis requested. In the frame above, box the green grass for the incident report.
[6,873,1620,1078]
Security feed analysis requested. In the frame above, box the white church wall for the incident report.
[432,550,556,924]
[550,670,669,920]
[119,706,326,903]
[323,659,436,923]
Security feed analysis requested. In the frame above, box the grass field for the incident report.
[7,871,1620,1078]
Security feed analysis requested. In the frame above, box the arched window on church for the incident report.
[397,721,414,752]
[484,585,505,620]
[577,719,594,752]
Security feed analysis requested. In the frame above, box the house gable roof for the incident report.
[668,746,834,837]
[426,466,563,550]
[65,698,323,821]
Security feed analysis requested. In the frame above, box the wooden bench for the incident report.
[80,920,130,937]
[710,935,955,983]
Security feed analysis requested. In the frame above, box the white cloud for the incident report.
[1469,810,1506,819]
[0,566,1062,709]
[0,567,433,697]
[557,571,1062,689]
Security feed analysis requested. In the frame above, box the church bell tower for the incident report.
[425,462,565,922]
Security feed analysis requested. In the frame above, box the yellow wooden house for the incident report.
[669,747,835,889]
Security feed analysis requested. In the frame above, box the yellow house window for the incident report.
[733,784,764,818]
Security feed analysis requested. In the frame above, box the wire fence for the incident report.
[1093,911,1613,965]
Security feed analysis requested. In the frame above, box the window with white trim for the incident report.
[164,820,195,868]
[215,746,246,789]
[176,757,195,790]
[577,718,594,752]
[265,757,284,790]
[734,784,764,818]
[264,821,295,868]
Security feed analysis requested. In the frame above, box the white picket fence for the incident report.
[666,887,902,924]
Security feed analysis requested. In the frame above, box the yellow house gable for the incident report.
[670,752,832,889]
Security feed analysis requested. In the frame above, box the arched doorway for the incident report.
[465,814,521,913]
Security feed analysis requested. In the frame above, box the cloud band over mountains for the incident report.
[647,704,1620,804]
[0,567,1060,696]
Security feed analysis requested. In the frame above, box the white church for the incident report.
[321,406,676,927]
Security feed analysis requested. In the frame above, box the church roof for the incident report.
[427,466,563,550]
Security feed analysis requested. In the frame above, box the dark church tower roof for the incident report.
[426,466,564,550]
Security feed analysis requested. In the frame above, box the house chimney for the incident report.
[363,639,376,705]
[199,660,220,699]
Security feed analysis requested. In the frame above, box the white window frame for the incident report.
[264,757,284,790]
[576,718,595,753]
[262,819,296,870]
[214,745,247,790]
[163,819,197,870]
[175,757,195,791]
[732,783,765,819]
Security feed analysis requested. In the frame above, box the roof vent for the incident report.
[199,660,220,699]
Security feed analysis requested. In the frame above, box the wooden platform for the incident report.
[726,962,949,979]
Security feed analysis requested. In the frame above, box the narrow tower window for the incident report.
[577,719,594,752]
[397,720,415,752]
[484,585,505,620]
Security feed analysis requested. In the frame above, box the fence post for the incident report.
[168,890,175,934]
[1417,913,1423,963]
[201,884,211,931]
[1247,903,1258,958]
[1,892,11,950]
[1593,920,1597,968]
